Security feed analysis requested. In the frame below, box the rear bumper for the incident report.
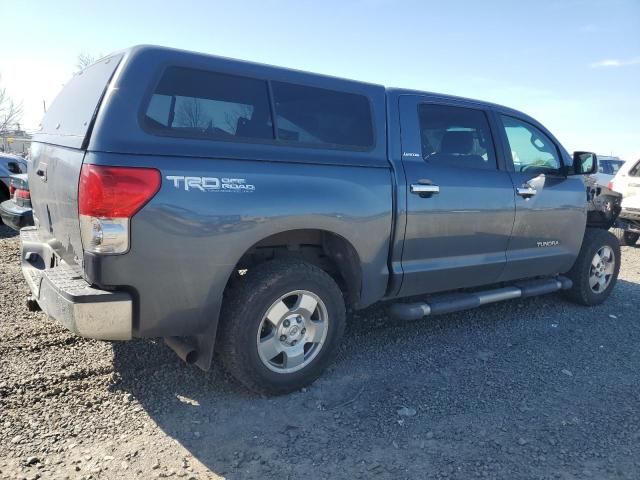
[20,227,133,340]
[0,199,33,231]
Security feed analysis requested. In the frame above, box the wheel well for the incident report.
[226,229,362,308]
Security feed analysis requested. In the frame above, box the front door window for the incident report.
[500,115,561,174]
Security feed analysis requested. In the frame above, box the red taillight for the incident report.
[79,165,161,218]
[607,181,614,190]
[9,184,16,195]
[15,189,30,199]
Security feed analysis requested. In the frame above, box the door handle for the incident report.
[410,184,440,196]
[516,186,537,198]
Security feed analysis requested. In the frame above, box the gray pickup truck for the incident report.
[20,46,621,394]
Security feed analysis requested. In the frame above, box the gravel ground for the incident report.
[1,223,640,480]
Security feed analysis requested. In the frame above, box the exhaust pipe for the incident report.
[164,337,198,364]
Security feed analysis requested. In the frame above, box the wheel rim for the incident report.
[589,245,615,293]
[256,290,329,374]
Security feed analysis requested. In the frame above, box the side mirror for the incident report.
[569,151,598,175]
[7,161,22,174]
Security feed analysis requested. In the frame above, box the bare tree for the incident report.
[75,52,100,73]
[223,104,253,133]
[177,98,205,128]
[0,76,23,133]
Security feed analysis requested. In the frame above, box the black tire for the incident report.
[563,228,620,306]
[216,259,346,395]
[611,227,639,246]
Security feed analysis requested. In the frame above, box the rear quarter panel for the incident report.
[86,152,393,337]
[81,46,392,337]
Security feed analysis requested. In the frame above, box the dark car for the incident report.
[0,173,33,231]
[0,153,27,225]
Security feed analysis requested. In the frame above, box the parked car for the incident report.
[610,157,640,246]
[592,155,625,187]
[19,45,621,394]
[0,153,27,224]
[0,173,33,231]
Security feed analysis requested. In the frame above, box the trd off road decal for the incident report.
[166,176,256,192]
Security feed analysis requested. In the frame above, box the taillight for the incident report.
[15,189,30,200]
[607,181,614,190]
[79,164,161,254]
[9,183,16,196]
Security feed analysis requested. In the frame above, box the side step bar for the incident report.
[389,276,572,321]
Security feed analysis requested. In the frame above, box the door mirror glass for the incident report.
[571,151,598,175]
[7,161,21,174]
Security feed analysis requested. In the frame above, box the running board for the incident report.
[389,276,572,321]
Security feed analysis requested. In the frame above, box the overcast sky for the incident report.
[2,0,639,160]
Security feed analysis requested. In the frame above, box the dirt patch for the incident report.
[2,224,640,479]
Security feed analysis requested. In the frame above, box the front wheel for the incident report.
[216,259,346,395]
[563,228,621,306]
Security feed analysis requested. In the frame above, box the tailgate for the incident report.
[29,54,123,271]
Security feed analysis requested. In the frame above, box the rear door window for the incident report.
[271,82,374,149]
[143,67,274,141]
[418,104,497,170]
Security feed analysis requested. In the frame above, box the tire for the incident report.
[216,259,346,395]
[611,227,639,246]
[563,228,621,306]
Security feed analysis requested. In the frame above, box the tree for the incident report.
[75,52,101,73]
[0,76,23,133]
[177,98,205,128]
[224,104,253,133]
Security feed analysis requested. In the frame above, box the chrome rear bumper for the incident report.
[20,227,132,340]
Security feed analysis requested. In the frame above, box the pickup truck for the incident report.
[20,45,621,394]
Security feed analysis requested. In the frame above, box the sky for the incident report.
[2,0,639,160]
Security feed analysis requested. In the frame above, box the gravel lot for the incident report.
[1,223,640,479]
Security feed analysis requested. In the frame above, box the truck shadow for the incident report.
[110,278,640,479]
[0,224,18,239]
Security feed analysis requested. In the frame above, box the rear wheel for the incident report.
[612,227,639,246]
[216,259,346,395]
[564,228,620,306]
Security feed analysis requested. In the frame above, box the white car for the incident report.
[609,158,640,246]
